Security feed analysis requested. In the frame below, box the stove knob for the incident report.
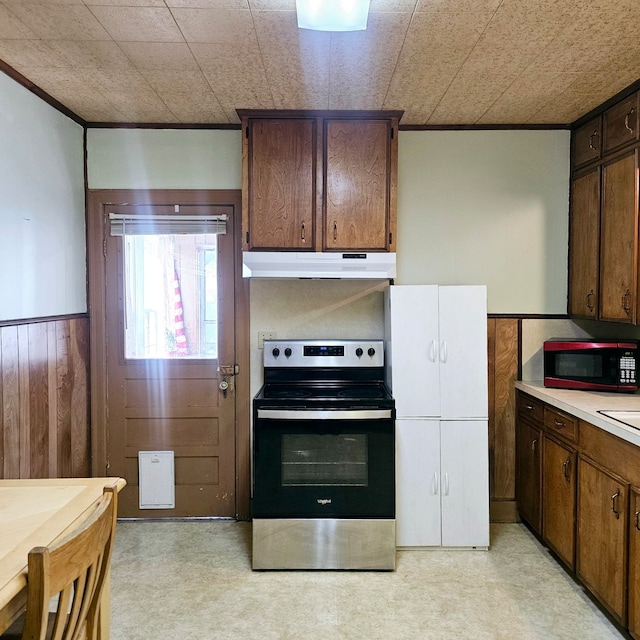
[368,347,376,357]
[355,347,363,357]
[272,347,280,358]
[284,347,292,357]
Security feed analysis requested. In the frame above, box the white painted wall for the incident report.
[87,129,242,189]
[0,73,85,322]
[397,130,571,314]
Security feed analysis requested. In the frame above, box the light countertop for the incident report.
[515,380,640,448]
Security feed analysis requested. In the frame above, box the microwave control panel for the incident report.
[620,353,637,384]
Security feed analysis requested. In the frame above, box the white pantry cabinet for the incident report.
[385,284,489,548]
[396,419,489,548]
[384,285,488,420]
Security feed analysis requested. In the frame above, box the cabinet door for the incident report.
[603,93,639,155]
[395,419,441,547]
[542,437,576,569]
[246,118,317,250]
[438,286,488,419]
[600,150,638,323]
[385,285,440,418]
[324,119,391,251]
[629,488,640,640]
[573,117,602,168]
[515,418,542,533]
[568,168,600,318]
[577,456,628,624]
[441,420,489,547]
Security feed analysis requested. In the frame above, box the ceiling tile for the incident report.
[119,42,199,71]
[167,0,249,7]
[172,7,256,44]
[88,6,184,42]
[5,3,111,40]
[0,39,67,69]
[0,4,38,38]
[47,40,133,70]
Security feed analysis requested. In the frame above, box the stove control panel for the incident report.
[264,340,384,368]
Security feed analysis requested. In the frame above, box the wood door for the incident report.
[515,418,542,533]
[577,456,628,624]
[542,437,576,569]
[568,168,600,318]
[87,190,249,520]
[324,119,391,251]
[395,419,441,547]
[600,150,638,323]
[244,118,317,250]
[441,420,490,547]
[629,488,640,640]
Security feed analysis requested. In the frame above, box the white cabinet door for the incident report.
[396,419,441,546]
[385,285,440,418]
[440,420,490,547]
[438,286,488,419]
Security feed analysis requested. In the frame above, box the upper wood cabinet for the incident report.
[573,116,602,169]
[568,167,600,318]
[599,150,638,323]
[238,110,402,253]
[604,92,639,155]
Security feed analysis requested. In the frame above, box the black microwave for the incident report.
[543,339,638,392]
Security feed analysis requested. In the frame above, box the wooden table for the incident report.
[0,477,126,637]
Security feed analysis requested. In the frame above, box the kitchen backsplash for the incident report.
[249,279,388,395]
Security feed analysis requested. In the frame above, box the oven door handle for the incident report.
[256,409,393,420]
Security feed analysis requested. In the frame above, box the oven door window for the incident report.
[282,433,368,487]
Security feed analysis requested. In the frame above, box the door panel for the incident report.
[103,203,237,518]
[396,419,441,546]
[441,420,490,547]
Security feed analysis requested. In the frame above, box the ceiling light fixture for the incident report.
[296,0,371,32]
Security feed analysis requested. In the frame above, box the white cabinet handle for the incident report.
[429,339,438,362]
[444,472,450,496]
[440,341,448,363]
[432,471,439,495]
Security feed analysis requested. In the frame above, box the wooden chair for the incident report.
[1,484,119,640]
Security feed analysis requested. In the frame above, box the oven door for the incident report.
[253,408,395,519]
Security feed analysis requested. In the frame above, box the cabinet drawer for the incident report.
[544,406,578,442]
[517,393,544,424]
[603,92,639,155]
[573,117,602,169]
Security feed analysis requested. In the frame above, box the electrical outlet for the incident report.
[258,331,277,349]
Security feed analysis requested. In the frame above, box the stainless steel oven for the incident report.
[252,340,396,570]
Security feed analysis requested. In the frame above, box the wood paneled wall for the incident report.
[0,317,90,479]
[488,317,520,521]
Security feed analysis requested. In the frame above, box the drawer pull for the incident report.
[625,109,635,133]
[531,438,538,453]
[612,491,621,519]
[622,289,631,315]
[635,510,640,531]
[562,458,571,481]
[301,221,305,242]
[586,290,594,311]
[589,130,599,151]
[554,418,565,428]
[525,404,534,411]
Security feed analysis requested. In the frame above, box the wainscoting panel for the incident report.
[0,317,89,479]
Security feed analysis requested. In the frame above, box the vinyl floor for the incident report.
[109,521,625,640]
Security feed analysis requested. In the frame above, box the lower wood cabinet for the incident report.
[577,455,628,624]
[542,437,576,569]
[515,416,542,534]
[629,489,640,639]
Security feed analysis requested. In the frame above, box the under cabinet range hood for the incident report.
[242,251,396,279]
